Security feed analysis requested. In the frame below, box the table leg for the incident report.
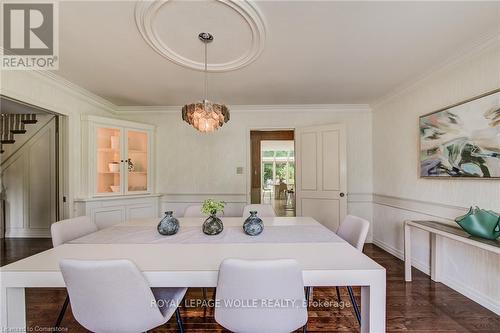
[361,276,386,333]
[404,222,412,282]
[0,287,26,330]
[430,233,443,282]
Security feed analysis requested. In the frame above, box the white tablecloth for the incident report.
[70,224,343,244]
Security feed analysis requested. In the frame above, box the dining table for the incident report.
[0,216,386,333]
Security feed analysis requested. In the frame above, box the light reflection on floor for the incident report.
[262,196,295,217]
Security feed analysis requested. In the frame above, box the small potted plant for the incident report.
[201,199,225,235]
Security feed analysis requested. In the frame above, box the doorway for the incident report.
[1,97,63,238]
[250,130,295,216]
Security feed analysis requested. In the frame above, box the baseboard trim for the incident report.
[372,238,430,275]
[5,229,51,238]
[373,238,500,315]
[441,273,500,315]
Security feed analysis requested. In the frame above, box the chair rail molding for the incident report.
[372,193,469,222]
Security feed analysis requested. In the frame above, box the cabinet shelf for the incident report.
[98,148,119,152]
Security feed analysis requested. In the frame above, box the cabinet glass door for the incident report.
[96,127,122,194]
[126,130,149,193]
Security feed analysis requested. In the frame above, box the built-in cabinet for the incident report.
[89,116,153,196]
[76,116,159,226]
[74,195,160,229]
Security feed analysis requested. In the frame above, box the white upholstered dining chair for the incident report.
[50,216,98,327]
[51,216,98,247]
[60,259,187,333]
[183,204,204,217]
[336,215,370,324]
[242,204,276,218]
[215,258,308,333]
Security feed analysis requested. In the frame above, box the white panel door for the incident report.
[295,124,347,232]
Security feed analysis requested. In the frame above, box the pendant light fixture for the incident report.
[182,32,230,133]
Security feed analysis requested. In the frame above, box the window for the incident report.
[261,148,295,188]
[263,163,274,188]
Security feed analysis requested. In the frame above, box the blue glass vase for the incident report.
[243,211,264,236]
[157,211,179,236]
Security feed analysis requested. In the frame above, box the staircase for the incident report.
[0,114,38,154]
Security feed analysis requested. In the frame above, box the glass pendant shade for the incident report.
[182,100,230,132]
[182,32,230,133]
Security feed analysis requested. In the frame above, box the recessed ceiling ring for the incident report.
[135,0,266,72]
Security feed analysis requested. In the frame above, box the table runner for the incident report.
[70,224,343,244]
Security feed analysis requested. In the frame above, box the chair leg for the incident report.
[302,287,311,333]
[347,286,361,325]
[336,286,341,302]
[54,294,69,328]
[175,307,185,333]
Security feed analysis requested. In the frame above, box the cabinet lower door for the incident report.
[93,207,125,229]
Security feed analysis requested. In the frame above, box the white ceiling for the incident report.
[54,1,500,106]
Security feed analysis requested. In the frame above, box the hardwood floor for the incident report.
[1,239,499,332]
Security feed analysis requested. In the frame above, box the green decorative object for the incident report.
[455,206,500,240]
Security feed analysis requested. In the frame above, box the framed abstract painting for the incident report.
[419,89,500,178]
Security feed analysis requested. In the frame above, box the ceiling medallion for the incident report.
[182,33,230,133]
[135,0,266,72]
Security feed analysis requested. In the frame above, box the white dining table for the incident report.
[0,216,386,333]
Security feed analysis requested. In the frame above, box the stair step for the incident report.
[11,129,27,134]
[21,119,38,124]
[0,140,15,144]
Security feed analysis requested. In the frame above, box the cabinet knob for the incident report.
[340,192,345,197]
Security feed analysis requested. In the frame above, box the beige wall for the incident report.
[122,109,374,237]
[372,38,500,314]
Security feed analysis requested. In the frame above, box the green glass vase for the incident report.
[455,206,500,240]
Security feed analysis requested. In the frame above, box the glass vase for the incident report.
[157,211,179,236]
[243,211,264,236]
[203,214,223,235]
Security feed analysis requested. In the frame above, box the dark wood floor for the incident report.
[1,238,499,332]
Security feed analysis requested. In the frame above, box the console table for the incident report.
[404,220,500,282]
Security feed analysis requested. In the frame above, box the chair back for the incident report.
[59,259,165,333]
[50,216,98,247]
[215,258,307,332]
[337,215,370,251]
[183,205,204,217]
[242,204,276,218]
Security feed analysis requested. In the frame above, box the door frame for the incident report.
[246,128,295,205]
[0,95,68,234]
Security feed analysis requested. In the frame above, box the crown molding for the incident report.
[114,104,372,114]
[2,69,371,115]
[32,70,117,115]
[370,30,500,109]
